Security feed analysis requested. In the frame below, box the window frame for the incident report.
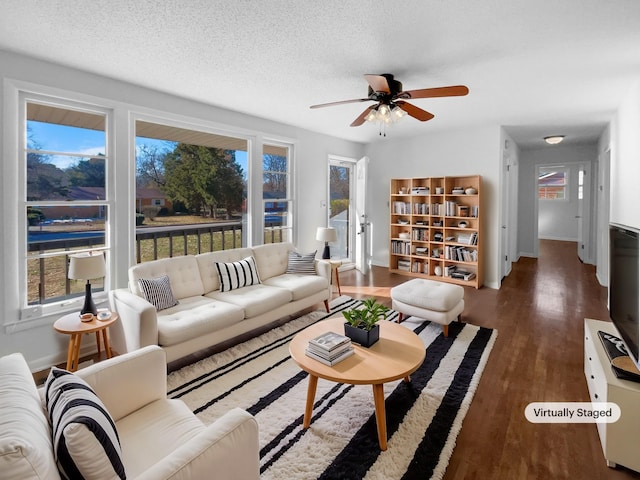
[262,142,293,244]
[3,83,297,330]
[17,91,115,321]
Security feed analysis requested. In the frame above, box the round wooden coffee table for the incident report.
[289,316,425,450]
[53,312,118,372]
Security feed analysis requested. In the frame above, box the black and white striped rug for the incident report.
[167,296,497,480]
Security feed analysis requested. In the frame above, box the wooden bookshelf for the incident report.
[389,175,483,288]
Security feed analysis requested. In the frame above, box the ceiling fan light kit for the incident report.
[310,73,469,136]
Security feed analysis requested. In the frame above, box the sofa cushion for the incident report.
[263,274,329,301]
[129,255,204,300]
[251,242,293,280]
[206,284,292,318]
[116,399,205,478]
[155,296,245,346]
[45,367,126,480]
[196,248,254,293]
[215,256,261,292]
[138,275,179,311]
[285,251,317,275]
[0,353,60,480]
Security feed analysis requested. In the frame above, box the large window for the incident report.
[263,144,291,244]
[538,167,568,200]
[135,120,249,262]
[24,100,110,307]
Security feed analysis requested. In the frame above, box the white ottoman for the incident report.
[390,278,464,337]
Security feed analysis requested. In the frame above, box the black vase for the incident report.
[344,323,380,348]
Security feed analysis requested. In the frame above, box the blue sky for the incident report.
[28,121,248,176]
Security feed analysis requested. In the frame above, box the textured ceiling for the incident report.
[1,0,640,148]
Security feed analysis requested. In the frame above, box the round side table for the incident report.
[329,260,342,295]
[53,312,118,372]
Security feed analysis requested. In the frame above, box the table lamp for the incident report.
[68,252,106,316]
[316,227,337,259]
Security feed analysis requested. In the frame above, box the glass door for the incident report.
[328,157,355,262]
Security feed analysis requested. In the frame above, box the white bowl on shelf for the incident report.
[398,232,410,240]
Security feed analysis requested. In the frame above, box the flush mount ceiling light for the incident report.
[544,135,565,145]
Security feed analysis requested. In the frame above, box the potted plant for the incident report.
[342,298,390,347]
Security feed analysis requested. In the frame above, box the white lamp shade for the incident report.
[316,227,337,243]
[68,252,106,280]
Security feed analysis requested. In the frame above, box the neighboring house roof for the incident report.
[66,186,171,203]
[136,187,168,200]
[66,186,105,200]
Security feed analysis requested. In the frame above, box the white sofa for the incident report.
[0,345,259,480]
[109,242,331,363]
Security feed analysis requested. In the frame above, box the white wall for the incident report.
[610,79,640,229]
[0,50,364,368]
[364,126,503,289]
[517,143,598,258]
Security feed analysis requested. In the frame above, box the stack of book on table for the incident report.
[305,331,354,366]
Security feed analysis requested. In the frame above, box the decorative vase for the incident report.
[344,323,380,348]
[465,187,477,195]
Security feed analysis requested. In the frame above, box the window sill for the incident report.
[6,294,109,333]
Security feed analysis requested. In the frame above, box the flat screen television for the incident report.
[609,223,640,370]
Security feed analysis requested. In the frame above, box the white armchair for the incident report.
[0,346,260,480]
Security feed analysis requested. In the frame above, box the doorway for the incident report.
[534,162,592,263]
[328,157,354,264]
[327,155,369,272]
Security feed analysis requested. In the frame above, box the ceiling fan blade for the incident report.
[398,85,469,100]
[364,74,391,94]
[396,101,435,122]
[350,105,376,127]
[310,98,372,109]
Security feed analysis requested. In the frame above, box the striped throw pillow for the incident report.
[286,251,317,275]
[45,368,126,480]
[138,275,179,311]
[215,256,261,292]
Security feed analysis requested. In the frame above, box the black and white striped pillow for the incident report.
[138,275,179,311]
[45,368,126,480]
[215,256,261,292]
[286,251,317,275]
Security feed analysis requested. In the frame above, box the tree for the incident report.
[329,164,350,217]
[136,144,168,188]
[263,154,287,195]
[66,155,105,187]
[26,127,69,201]
[163,144,245,218]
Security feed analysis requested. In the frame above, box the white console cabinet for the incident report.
[584,319,640,472]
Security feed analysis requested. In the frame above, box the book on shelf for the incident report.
[305,345,355,366]
[393,201,411,214]
[308,331,351,352]
[450,270,476,281]
[397,259,411,271]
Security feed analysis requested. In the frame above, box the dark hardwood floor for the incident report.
[339,239,639,480]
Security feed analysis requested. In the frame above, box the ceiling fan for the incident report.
[310,73,469,128]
